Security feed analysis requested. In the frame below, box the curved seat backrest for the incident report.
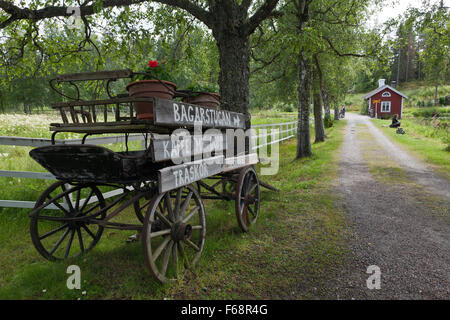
[53,69,134,83]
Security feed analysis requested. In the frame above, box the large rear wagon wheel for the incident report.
[133,191,156,223]
[142,185,206,283]
[235,166,260,232]
[30,181,106,261]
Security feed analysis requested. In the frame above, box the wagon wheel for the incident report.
[142,184,206,283]
[235,166,260,232]
[30,181,106,261]
[133,190,158,223]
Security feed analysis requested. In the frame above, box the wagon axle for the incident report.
[171,222,193,241]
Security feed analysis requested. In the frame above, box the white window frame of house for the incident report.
[382,92,391,97]
[381,101,391,112]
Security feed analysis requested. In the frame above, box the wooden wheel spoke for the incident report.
[247,183,257,195]
[150,228,171,238]
[49,227,70,255]
[139,200,151,212]
[164,193,175,222]
[179,191,193,220]
[178,242,191,269]
[46,195,70,215]
[158,202,165,214]
[182,206,199,223]
[161,241,173,276]
[155,211,172,227]
[172,242,178,278]
[191,225,203,230]
[79,189,95,212]
[81,224,96,240]
[64,229,75,258]
[183,239,200,252]
[152,236,171,262]
[247,205,256,217]
[76,228,84,252]
[61,185,75,212]
[39,223,68,240]
[84,202,102,216]
[75,189,81,211]
[175,188,182,219]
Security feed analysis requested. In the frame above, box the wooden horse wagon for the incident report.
[28,70,270,283]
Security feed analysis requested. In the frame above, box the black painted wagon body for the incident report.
[28,70,267,283]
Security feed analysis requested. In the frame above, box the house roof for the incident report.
[363,84,408,100]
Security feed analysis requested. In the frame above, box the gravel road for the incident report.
[333,113,449,299]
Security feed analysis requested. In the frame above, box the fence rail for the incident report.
[0,121,297,209]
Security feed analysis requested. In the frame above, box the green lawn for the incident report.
[251,110,296,125]
[371,118,450,179]
[0,115,347,299]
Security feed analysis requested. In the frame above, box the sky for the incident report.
[369,0,450,27]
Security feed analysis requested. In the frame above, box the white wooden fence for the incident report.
[0,121,297,209]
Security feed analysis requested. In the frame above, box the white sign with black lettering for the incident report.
[223,153,259,172]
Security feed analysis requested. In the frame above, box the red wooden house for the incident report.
[363,79,408,119]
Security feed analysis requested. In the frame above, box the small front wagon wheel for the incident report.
[142,185,206,283]
[30,181,106,261]
[235,166,260,232]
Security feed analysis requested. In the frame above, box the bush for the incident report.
[282,104,294,113]
[412,107,449,118]
[438,96,450,106]
[444,135,450,152]
[360,103,369,115]
[324,115,333,128]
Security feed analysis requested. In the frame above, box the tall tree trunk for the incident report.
[435,83,439,106]
[313,54,331,120]
[321,87,331,120]
[405,46,409,83]
[396,46,401,85]
[333,97,340,120]
[313,74,326,143]
[296,52,312,158]
[212,9,250,128]
[213,30,251,129]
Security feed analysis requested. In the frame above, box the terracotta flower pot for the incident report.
[182,92,221,109]
[126,80,177,120]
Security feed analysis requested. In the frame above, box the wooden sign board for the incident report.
[151,134,227,162]
[222,153,259,172]
[153,98,247,129]
[158,155,224,193]
[372,99,381,104]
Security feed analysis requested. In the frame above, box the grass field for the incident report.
[371,118,450,179]
[0,112,347,299]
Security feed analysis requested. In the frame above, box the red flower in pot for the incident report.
[127,58,177,120]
